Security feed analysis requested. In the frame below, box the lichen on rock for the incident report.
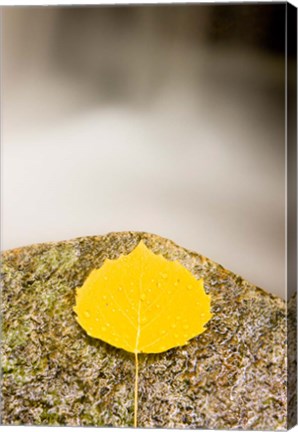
[1,232,286,428]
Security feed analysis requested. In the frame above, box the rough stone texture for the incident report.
[1,232,286,429]
[287,291,297,428]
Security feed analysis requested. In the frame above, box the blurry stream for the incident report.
[2,5,288,298]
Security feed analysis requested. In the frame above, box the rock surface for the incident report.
[1,232,286,429]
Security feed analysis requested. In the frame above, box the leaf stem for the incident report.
[134,351,139,428]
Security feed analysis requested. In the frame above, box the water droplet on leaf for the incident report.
[74,240,212,354]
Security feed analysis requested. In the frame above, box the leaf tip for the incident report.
[134,239,148,251]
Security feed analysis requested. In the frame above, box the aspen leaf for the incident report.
[74,241,212,354]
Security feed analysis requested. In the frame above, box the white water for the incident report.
[2,8,285,298]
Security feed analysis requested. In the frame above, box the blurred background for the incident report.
[2,4,291,297]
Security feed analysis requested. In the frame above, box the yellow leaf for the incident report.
[74,240,212,354]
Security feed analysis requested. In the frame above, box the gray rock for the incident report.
[1,232,286,429]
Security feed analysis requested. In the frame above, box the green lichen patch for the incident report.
[1,232,286,429]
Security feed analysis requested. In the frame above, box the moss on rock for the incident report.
[1,232,286,428]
